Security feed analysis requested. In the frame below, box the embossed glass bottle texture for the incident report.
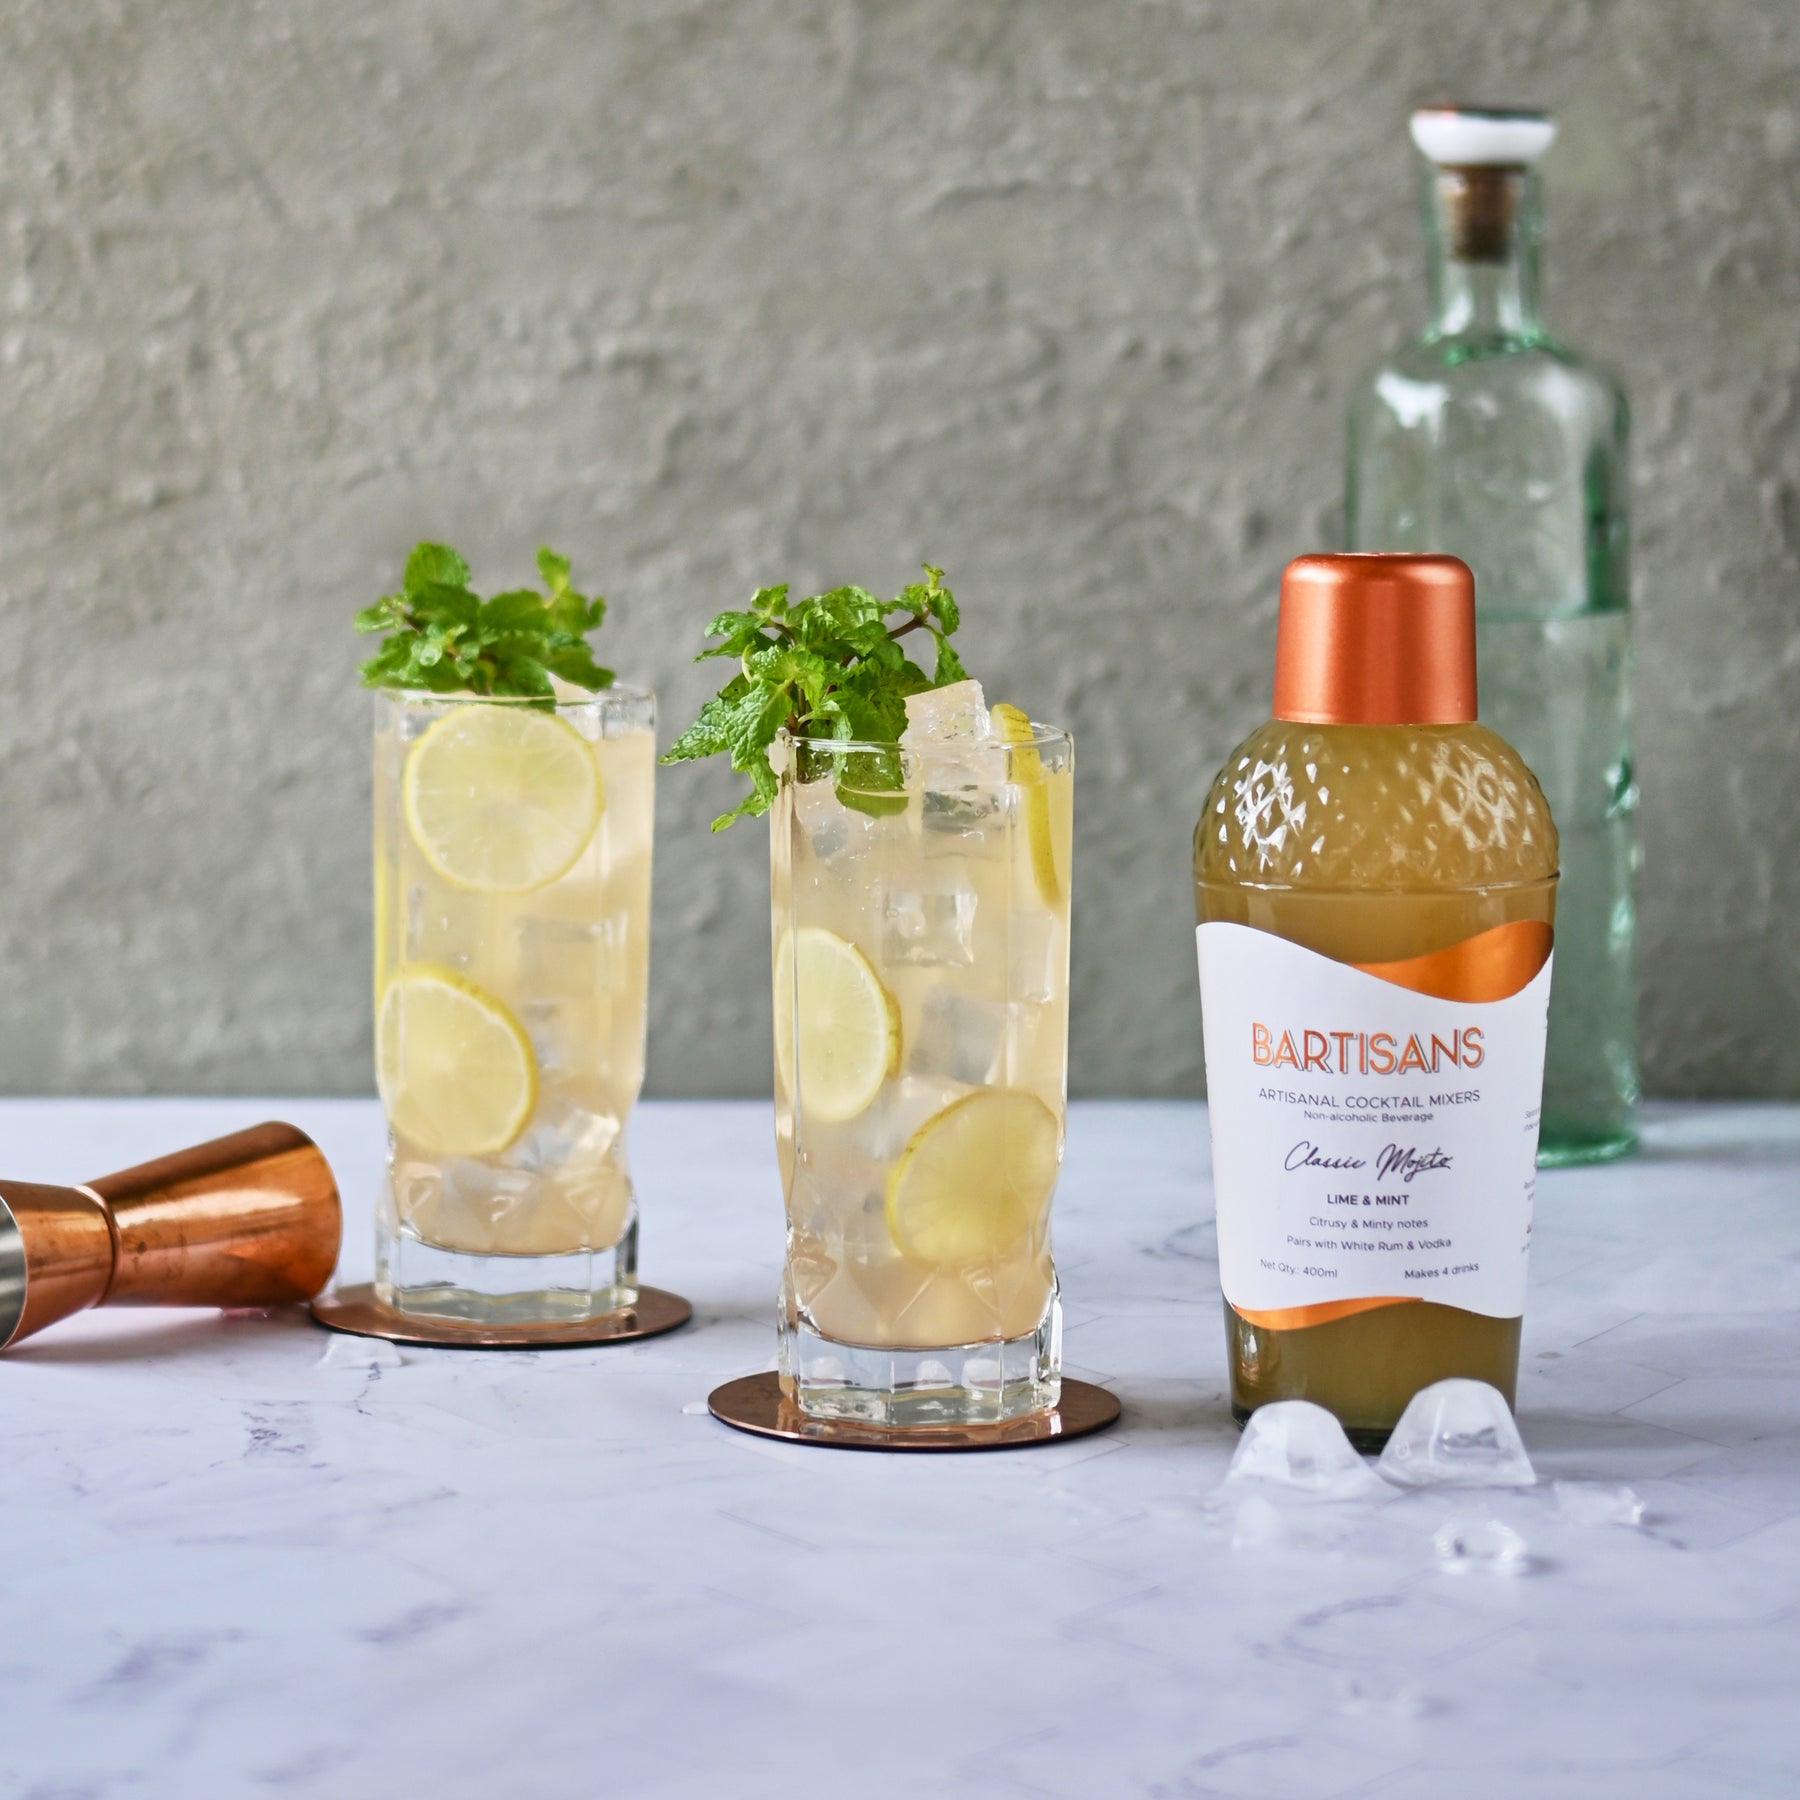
[1346,107,1637,1165]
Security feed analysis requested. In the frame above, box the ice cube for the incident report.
[499,1092,623,1173]
[793,776,872,864]
[516,996,614,1082]
[1223,1400,1388,1500]
[1432,1518,1530,1574]
[1377,1379,1536,1488]
[1228,1493,1288,1548]
[836,1075,969,1167]
[909,987,1006,1084]
[883,874,977,966]
[1008,908,1061,1004]
[902,679,988,746]
[1552,1481,1645,1527]
[406,881,489,971]
[402,1158,537,1252]
[921,780,1006,849]
[516,913,630,998]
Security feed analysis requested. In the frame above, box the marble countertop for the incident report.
[2,1098,1797,1798]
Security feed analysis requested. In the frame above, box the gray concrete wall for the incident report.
[0,0,1795,1098]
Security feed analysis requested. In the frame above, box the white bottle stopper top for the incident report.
[1410,105,1555,167]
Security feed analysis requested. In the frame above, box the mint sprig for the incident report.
[662,564,966,829]
[355,542,613,705]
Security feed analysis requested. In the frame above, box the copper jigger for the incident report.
[0,1121,341,1348]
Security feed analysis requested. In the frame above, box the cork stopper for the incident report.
[1436,166,1523,262]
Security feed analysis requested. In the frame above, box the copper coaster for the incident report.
[310,1283,692,1349]
[707,1371,1120,1451]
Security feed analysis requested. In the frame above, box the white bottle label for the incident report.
[1196,920,1552,1327]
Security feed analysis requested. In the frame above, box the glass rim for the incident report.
[378,679,655,709]
[775,719,1071,757]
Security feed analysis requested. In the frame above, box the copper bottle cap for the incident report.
[0,1122,341,1348]
[1271,552,1478,726]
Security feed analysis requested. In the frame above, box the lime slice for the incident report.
[885,1088,1061,1270]
[773,927,900,1123]
[991,702,1066,907]
[377,964,538,1156]
[404,705,603,893]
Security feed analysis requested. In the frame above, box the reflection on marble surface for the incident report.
[0,1099,1796,1797]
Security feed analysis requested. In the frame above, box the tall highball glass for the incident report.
[770,722,1074,1426]
[372,686,655,1324]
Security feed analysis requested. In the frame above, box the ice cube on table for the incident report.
[883,874,977,966]
[1552,1481,1645,1527]
[909,986,1006,1084]
[1377,1379,1537,1488]
[1228,1493,1287,1548]
[316,1334,405,1371]
[902,680,988,746]
[1433,1518,1530,1574]
[1224,1400,1388,1500]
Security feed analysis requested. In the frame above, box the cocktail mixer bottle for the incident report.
[1195,554,1558,1447]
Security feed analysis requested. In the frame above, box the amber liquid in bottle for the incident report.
[1195,718,1557,1450]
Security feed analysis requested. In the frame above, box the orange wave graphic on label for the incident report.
[1232,1295,1423,1331]
[1353,918,1552,1004]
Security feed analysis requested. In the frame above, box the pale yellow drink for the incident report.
[372,686,655,1321]
[769,695,1074,1425]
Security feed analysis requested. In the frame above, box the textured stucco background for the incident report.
[0,0,1795,1098]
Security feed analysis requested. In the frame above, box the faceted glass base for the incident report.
[779,1288,1062,1428]
[1537,1118,1638,1168]
[375,1211,638,1326]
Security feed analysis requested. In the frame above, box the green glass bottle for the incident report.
[1346,105,1637,1165]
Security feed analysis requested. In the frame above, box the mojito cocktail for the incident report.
[771,684,1074,1424]
[372,684,655,1322]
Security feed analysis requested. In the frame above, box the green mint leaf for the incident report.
[356,542,613,700]
[543,643,614,689]
[663,687,747,762]
[658,676,748,756]
[489,648,554,697]
[547,589,604,637]
[664,562,974,827]
[482,589,550,632]
[407,583,480,633]
[711,782,774,831]
[836,778,909,819]
[404,543,470,595]
[536,546,571,595]
[354,598,403,633]
[932,634,967,685]
[703,609,763,640]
